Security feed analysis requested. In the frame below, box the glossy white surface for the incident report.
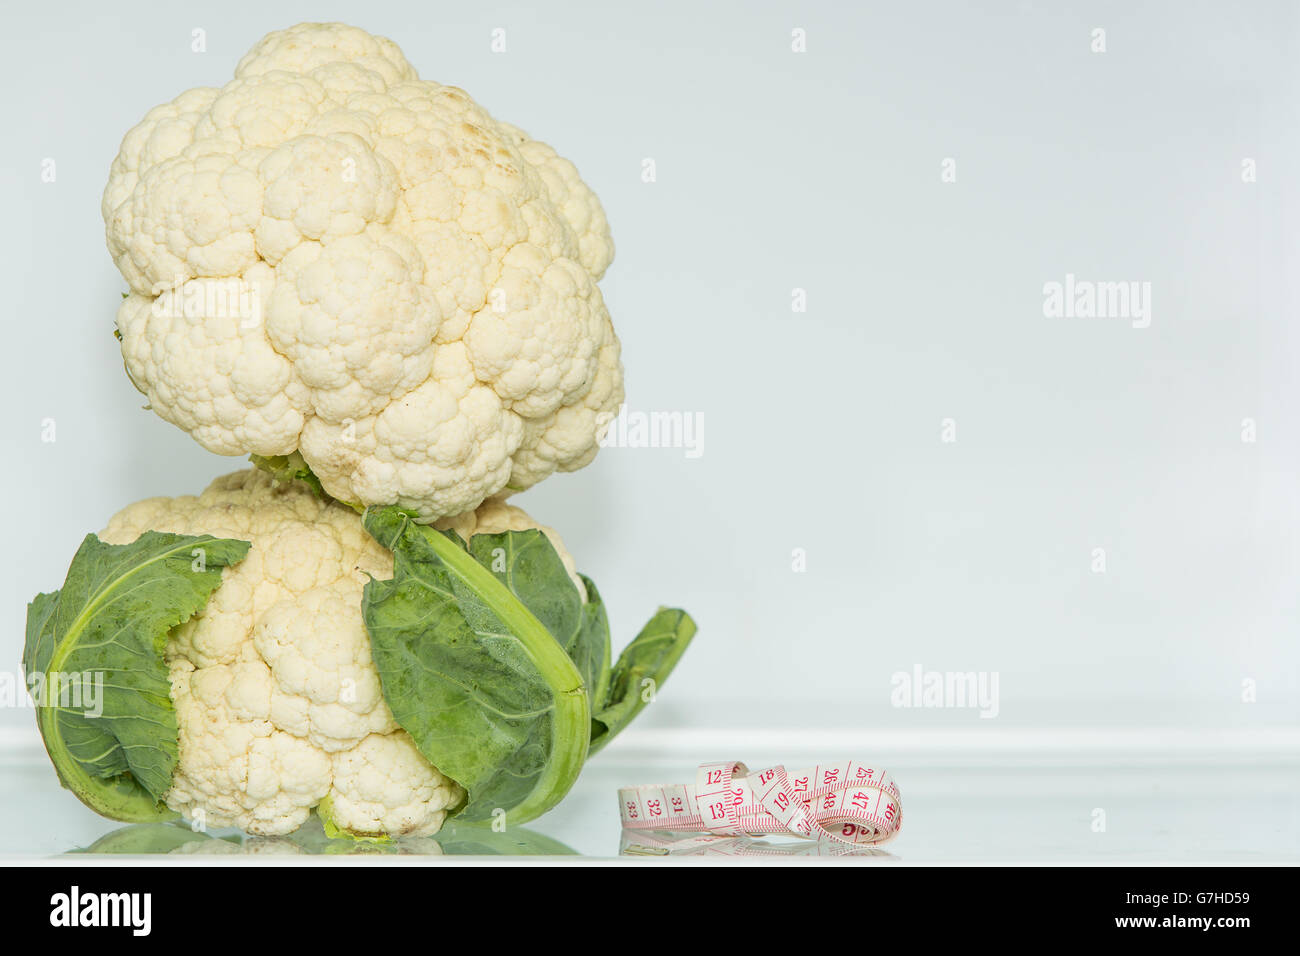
[3,728,1295,860]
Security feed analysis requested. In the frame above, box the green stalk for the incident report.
[421,524,591,826]
[36,723,176,823]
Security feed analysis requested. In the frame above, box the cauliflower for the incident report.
[28,22,694,842]
[103,22,622,522]
[95,469,577,836]
[25,470,694,838]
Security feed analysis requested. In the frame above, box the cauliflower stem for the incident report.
[248,451,331,503]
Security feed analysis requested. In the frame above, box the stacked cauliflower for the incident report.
[100,468,583,837]
[103,21,622,523]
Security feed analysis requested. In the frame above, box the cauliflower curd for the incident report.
[98,468,579,837]
[104,22,622,522]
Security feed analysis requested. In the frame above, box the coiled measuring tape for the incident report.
[618,760,902,847]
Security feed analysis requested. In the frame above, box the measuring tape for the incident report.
[618,760,902,848]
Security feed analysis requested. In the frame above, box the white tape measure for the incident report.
[618,760,902,847]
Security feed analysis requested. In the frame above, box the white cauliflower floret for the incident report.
[98,468,582,837]
[103,22,622,523]
[328,734,455,837]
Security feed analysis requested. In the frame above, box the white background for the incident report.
[1,0,1296,749]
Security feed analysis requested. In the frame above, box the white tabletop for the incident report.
[3,726,1295,861]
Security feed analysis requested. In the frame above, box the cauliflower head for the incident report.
[103,22,622,522]
[97,468,581,837]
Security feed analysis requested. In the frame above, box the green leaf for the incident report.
[248,451,328,499]
[464,530,604,690]
[23,531,250,822]
[361,504,696,827]
[577,574,612,710]
[361,507,589,825]
[589,608,697,755]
